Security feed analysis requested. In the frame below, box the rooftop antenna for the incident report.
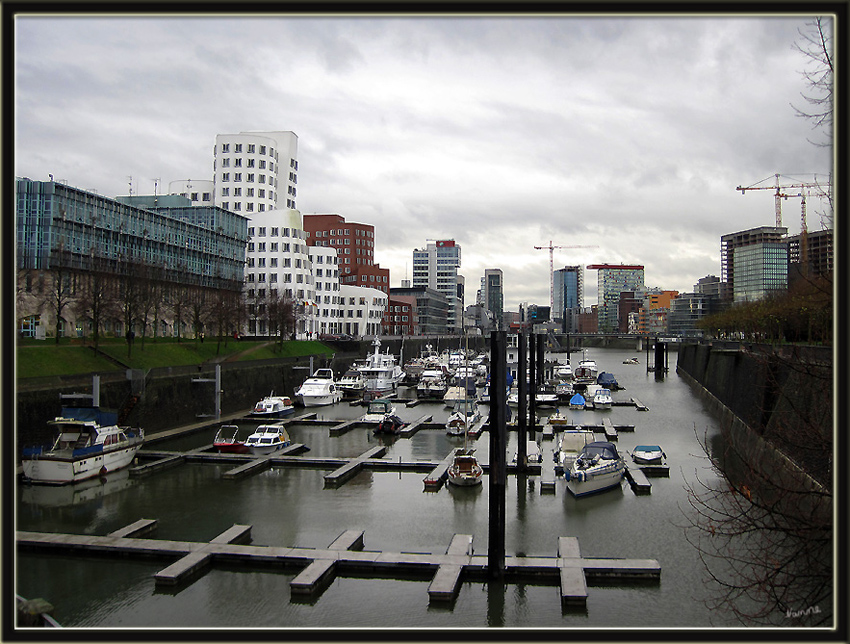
[128,176,133,197]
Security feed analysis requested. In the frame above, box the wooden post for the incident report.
[528,333,537,443]
[488,331,507,580]
[517,333,527,469]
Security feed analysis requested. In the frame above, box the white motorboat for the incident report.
[623,357,640,365]
[631,445,666,465]
[535,385,560,407]
[245,425,292,455]
[250,392,295,418]
[583,383,602,408]
[445,401,481,436]
[565,441,626,498]
[337,368,367,398]
[21,407,144,485]
[357,338,405,394]
[362,398,397,423]
[556,428,595,471]
[574,352,599,383]
[295,368,343,407]
[417,368,448,399]
[592,388,612,410]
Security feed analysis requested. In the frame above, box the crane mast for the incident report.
[532,241,598,312]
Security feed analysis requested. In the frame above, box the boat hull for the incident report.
[248,441,290,456]
[214,442,249,454]
[21,443,142,485]
[565,462,625,497]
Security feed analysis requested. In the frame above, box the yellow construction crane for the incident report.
[736,173,828,229]
[736,174,831,267]
[533,241,598,311]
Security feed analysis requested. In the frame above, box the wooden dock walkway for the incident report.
[16,521,660,611]
[424,449,460,491]
[324,446,388,488]
[397,414,434,437]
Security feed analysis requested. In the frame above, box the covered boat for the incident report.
[374,414,406,435]
[565,441,625,498]
[569,393,586,410]
[597,372,620,390]
[21,406,144,485]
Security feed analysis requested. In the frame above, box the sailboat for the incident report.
[446,339,483,487]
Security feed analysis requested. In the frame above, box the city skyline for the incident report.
[13,12,834,310]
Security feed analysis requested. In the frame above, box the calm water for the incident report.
[17,347,739,630]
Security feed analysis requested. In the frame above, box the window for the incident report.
[270,243,278,252]
[247,158,255,168]
[222,158,230,167]
[270,257,278,266]
[259,175,265,184]
[259,189,266,198]
[270,274,278,283]
[259,160,266,169]
[202,192,210,201]
[234,158,242,167]
[248,144,255,153]
[235,143,242,152]
[222,173,230,182]
[248,174,255,182]
[221,143,230,153]
[222,201,229,210]
[247,188,255,197]
[234,202,241,211]
[234,187,242,197]
[234,173,242,182]
[260,145,266,154]
[258,257,265,267]
[258,227,266,236]
[247,203,254,211]
[271,227,278,236]
[247,227,255,236]
[222,187,229,197]
[259,204,265,211]
[258,242,266,252]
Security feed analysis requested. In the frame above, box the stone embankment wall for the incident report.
[677,341,832,522]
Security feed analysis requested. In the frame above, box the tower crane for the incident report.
[533,241,599,311]
[736,174,831,268]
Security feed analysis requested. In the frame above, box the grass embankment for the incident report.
[16,337,335,379]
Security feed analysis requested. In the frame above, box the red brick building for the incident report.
[303,214,390,295]
[382,295,417,336]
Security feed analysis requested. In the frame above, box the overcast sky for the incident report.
[14,12,834,310]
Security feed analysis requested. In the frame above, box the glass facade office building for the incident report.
[16,178,248,289]
[732,243,789,303]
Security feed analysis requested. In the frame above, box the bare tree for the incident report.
[681,346,833,626]
[791,17,833,148]
[73,257,116,353]
[267,291,296,347]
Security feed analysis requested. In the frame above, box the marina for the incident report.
[16,347,739,629]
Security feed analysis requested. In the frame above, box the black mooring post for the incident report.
[536,332,545,386]
[517,333,527,469]
[528,333,537,442]
[655,341,666,380]
[488,330,507,579]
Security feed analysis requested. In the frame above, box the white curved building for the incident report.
[214,131,298,214]
[244,208,316,337]
[168,179,215,206]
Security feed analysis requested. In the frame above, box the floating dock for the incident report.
[17,521,660,611]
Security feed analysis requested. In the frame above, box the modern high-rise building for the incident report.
[586,264,645,333]
[213,131,299,214]
[303,214,389,295]
[412,240,463,332]
[721,226,788,303]
[482,269,504,328]
[553,265,583,331]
